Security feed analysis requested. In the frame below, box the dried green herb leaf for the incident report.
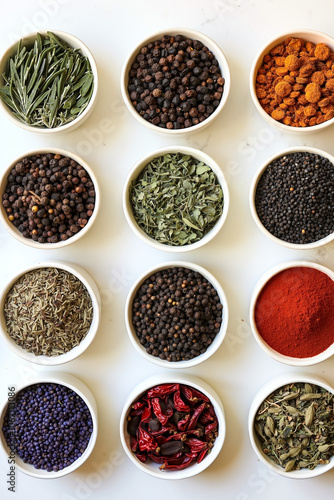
[130,153,224,246]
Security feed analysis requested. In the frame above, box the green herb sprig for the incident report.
[130,153,224,246]
[0,31,94,128]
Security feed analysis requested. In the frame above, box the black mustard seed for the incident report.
[255,152,334,244]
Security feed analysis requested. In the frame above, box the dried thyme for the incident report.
[4,267,93,356]
[254,382,334,472]
[0,31,94,128]
[130,153,224,246]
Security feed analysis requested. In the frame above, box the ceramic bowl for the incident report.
[249,260,334,366]
[0,260,101,365]
[120,373,226,479]
[125,260,228,368]
[249,146,334,250]
[123,145,229,252]
[0,30,98,133]
[0,371,98,478]
[0,148,100,249]
[250,29,334,134]
[120,27,230,134]
[248,372,334,478]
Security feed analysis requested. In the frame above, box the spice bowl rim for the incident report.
[249,145,334,250]
[122,145,230,252]
[249,29,334,134]
[120,26,231,135]
[248,372,334,479]
[119,373,226,479]
[0,30,98,134]
[125,260,229,369]
[0,371,98,478]
[249,259,334,367]
[0,259,101,365]
[0,147,100,249]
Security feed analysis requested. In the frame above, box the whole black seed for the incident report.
[255,153,334,244]
[132,267,223,362]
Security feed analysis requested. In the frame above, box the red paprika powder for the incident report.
[254,266,334,358]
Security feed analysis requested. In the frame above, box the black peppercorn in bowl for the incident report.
[123,145,229,252]
[0,260,101,365]
[249,146,334,249]
[120,28,230,134]
[0,148,100,248]
[120,373,226,479]
[0,31,98,133]
[0,371,98,478]
[125,261,228,369]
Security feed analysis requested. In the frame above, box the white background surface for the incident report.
[0,0,334,499]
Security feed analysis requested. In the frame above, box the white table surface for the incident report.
[0,0,334,498]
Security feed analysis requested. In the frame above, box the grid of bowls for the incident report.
[0,25,333,482]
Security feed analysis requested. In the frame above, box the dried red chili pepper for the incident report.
[173,391,191,412]
[147,384,180,398]
[127,383,219,471]
[181,385,210,403]
[188,402,207,430]
[138,426,158,452]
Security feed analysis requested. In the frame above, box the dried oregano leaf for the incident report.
[130,153,224,246]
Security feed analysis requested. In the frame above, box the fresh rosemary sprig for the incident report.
[0,31,94,128]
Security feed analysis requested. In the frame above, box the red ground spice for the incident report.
[254,266,334,358]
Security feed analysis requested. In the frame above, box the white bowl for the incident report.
[0,148,100,249]
[249,146,334,250]
[125,261,228,369]
[248,372,334,479]
[120,373,226,479]
[120,27,230,134]
[123,146,229,252]
[249,260,334,366]
[0,260,101,365]
[0,371,98,478]
[0,30,98,133]
[250,29,334,134]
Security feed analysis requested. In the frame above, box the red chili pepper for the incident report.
[138,426,158,452]
[135,452,148,463]
[160,455,196,470]
[205,420,218,434]
[173,391,191,412]
[199,409,215,424]
[132,400,145,410]
[177,413,190,431]
[148,452,184,464]
[187,402,207,430]
[130,435,138,452]
[181,385,210,403]
[152,398,173,425]
[197,448,208,464]
[140,401,152,423]
[150,424,176,436]
[185,437,208,452]
[147,384,180,398]
[165,432,187,442]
